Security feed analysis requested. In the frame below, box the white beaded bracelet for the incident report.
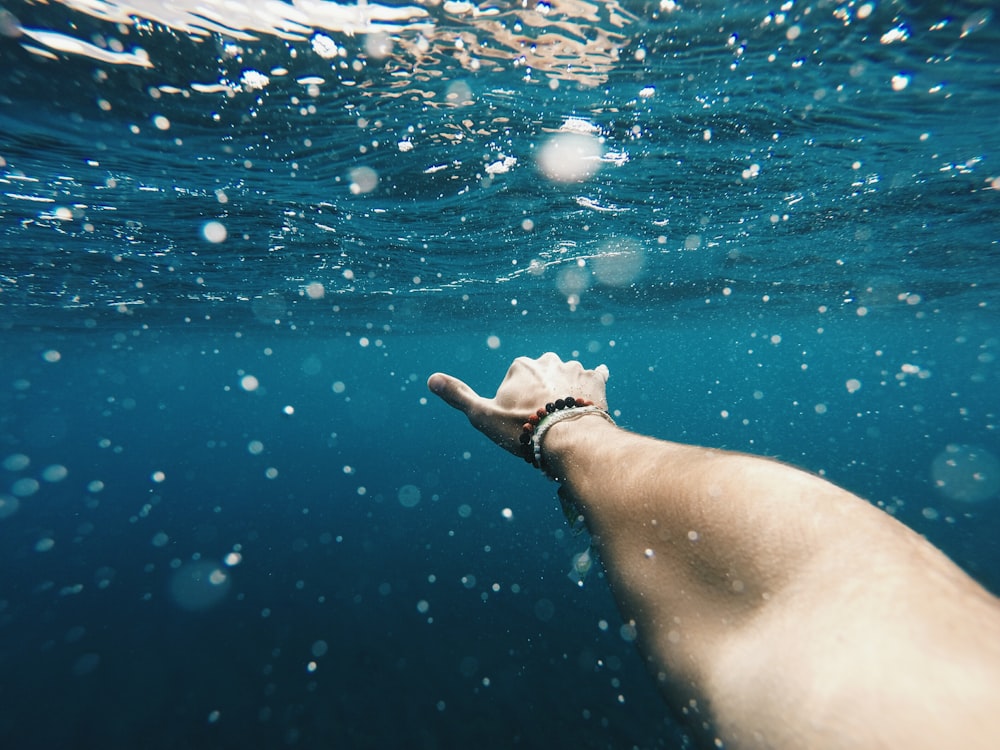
[532,405,617,475]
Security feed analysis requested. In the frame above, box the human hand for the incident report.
[426,352,610,457]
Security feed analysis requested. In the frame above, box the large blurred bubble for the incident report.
[592,239,645,287]
[349,166,379,194]
[931,444,1000,503]
[537,132,602,183]
[169,560,231,612]
[398,483,421,508]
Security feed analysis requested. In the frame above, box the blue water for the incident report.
[2,0,999,747]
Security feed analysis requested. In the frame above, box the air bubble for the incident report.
[169,561,231,611]
[202,221,227,243]
[931,445,1000,502]
[398,484,421,508]
[537,132,602,183]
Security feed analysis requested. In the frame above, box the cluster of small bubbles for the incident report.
[932,444,1000,502]
[239,70,269,91]
[556,265,590,310]
[845,378,862,393]
[880,25,910,45]
[568,548,593,586]
[898,362,931,381]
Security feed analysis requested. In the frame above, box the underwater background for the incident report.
[1,0,998,747]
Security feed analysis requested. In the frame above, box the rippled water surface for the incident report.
[3,0,997,328]
[1,0,999,748]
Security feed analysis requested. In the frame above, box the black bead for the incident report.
[519,431,531,445]
[554,398,566,410]
[545,402,555,413]
[565,396,577,408]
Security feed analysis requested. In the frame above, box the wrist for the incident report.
[539,411,619,481]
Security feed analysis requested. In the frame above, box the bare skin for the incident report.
[427,352,1000,750]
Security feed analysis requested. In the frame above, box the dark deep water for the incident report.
[2,0,999,747]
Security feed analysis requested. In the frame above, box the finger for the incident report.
[427,372,483,415]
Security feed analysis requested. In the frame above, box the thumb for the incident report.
[427,372,483,415]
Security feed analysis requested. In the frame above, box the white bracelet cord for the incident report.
[532,406,616,474]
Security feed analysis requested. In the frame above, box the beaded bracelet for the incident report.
[517,396,616,475]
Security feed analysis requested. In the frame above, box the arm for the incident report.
[428,353,1000,750]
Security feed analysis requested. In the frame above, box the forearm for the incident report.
[543,415,1000,748]
[429,355,1000,749]
[544,414,872,576]
[543,413,966,628]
